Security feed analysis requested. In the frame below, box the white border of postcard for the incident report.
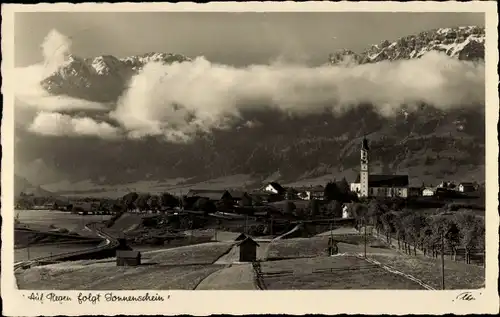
[2,1,499,316]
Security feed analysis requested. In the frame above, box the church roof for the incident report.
[354,174,409,187]
[361,137,369,151]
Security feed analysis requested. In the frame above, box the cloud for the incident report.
[15,29,485,143]
[41,29,72,77]
[111,52,484,141]
[14,65,108,112]
[28,111,120,139]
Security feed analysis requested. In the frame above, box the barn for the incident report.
[236,237,260,262]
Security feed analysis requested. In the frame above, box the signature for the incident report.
[454,291,480,302]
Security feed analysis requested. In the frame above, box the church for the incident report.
[350,137,410,198]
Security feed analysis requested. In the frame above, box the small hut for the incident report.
[235,233,249,242]
[116,250,141,266]
[236,237,260,262]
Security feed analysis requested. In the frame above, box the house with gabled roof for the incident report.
[186,189,233,202]
[458,182,476,193]
[260,182,286,195]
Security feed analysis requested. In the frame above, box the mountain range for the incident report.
[15,26,486,196]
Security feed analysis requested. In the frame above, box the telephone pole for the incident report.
[329,220,334,256]
[441,231,445,290]
[364,218,367,258]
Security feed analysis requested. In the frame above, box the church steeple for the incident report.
[359,136,370,198]
[362,135,369,151]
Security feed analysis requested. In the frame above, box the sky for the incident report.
[15,12,485,67]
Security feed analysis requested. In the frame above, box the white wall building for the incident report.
[422,188,435,197]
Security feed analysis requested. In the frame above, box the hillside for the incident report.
[16,26,485,192]
[14,175,54,197]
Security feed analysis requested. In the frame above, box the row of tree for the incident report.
[350,200,485,264]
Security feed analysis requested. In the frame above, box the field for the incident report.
[15,243,102,263]
[15,228,485,290]
[369,253,485,289]
[259,256,425,290]
[15,210,111,237]
[15,242,234,289]
[16,258,224,290]
[267,234,379,260]
[144,242,234,265]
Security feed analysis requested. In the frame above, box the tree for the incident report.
[135,193,151,211]
[160,192,180,208]
[381,212,396,243]
[366,200,386,232]
[284,201,296,214]
[324,181,341,201]
[122,192,139,210]
[309,199,320,218]
[322,200,342,218]
[393,212,407,250]
[337,177,350,195]
[194,197,217,214]
[285,188,298,200]
[429,215,460,260]
[454,211,484,264]
[238,195,253,208]
[148,195,160,211]
[402,213,427,256]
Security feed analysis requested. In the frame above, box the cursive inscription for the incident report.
[454,291,479,302]
[26,292,72,304]
[25,292,167,305]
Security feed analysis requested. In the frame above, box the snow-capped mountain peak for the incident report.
[39,52,191,102]
[329,25,485,65]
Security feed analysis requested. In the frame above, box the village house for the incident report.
[458,182,476,193]
[342,204,351,219]
[408,187,422,197]
[349,137,410,198]
[422,187,435,197]
[229,191,253,206]
[186,189,233,202]
[260,182,286,195]
[296,186,325,200]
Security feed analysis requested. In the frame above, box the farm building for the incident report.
[116,250,141,266]
[236,237,260,262]
[229,191,253,206]
[260,182,286,195]
[296,186,326,200]
[422,188,435,196]
[342,204,351,219]
[408,187,422,197]
[458,182,476,193]
[186,189,233,202]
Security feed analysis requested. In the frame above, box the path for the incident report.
[195,238,271,289]
[195,264,258,290]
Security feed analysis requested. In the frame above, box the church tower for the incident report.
[360,136,370,197]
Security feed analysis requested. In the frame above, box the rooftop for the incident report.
[354,174,409,187]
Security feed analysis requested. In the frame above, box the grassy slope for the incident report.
[369,253,485,290]
[15,242,234,290]
[260,256,424,290]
